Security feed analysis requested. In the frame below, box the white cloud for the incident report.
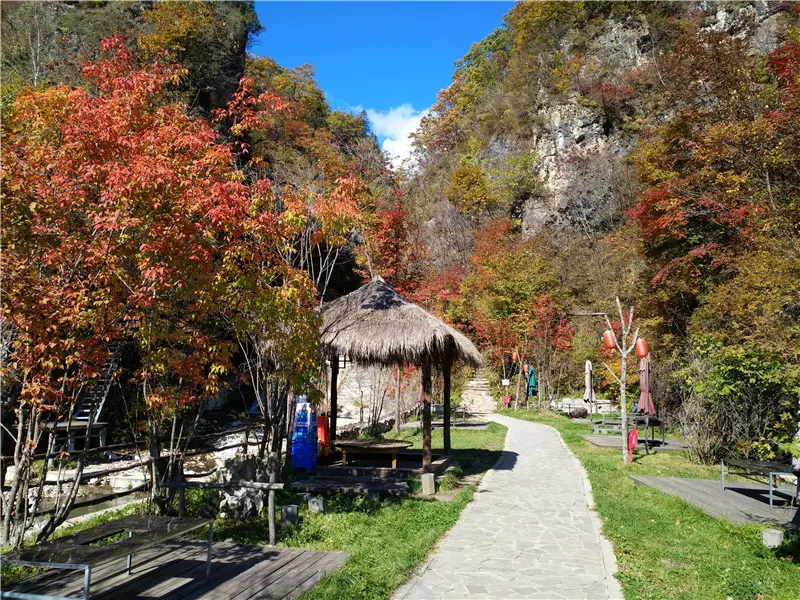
[366,104,429,171]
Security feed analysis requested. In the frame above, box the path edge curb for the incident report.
[550,423,625,600]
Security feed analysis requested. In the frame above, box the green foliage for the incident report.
[677,336,797,460]
[327,109,374,153]
[0,1,259,114]
[488,151,539,208]
[446,163,498,213]
[680,337,789,405]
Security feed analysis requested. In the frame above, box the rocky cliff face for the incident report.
[517,1,787,236]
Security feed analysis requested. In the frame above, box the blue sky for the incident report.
[250,1,514,166]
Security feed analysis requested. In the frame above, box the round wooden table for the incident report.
[336,439,413,469]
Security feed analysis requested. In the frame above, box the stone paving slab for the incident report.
[395,412,621,599]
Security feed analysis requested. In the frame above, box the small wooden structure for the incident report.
[2,540,347,600]
[320,276,483,470]
[631,475,799,527]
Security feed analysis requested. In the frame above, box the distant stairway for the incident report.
[74,339,124,423]
[459,371,496,414]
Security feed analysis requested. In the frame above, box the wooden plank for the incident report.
[9,541,191,596]
[160,547,290,600]
[632,476,797,525]
[258,552,342,600]
[159,547,301,600]
[275,552,348,600]
[184,549,306,600]
[237,551,329,600]
[104,544,222,599]
[4,542,349,600]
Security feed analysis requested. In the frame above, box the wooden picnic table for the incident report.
[592,414,665,453]
[0,515,212,600]
[721,458,797,510]
[336,439,413,469]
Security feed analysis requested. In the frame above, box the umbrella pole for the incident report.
[421,357,433,471]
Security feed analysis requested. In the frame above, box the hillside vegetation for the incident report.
[406,1,800,464]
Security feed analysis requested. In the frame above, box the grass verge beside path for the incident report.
[498,409,799,600]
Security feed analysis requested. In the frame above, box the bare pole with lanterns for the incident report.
[573,298,639,464]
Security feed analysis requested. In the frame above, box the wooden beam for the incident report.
[421,357,433,471]
[161,481,285,491]
[330,354,339,451]
[443,352,452,455]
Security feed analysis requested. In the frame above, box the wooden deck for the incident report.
[3,541,348,599]
[631,475,800,528]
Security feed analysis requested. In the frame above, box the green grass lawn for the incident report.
[499,409,799,600]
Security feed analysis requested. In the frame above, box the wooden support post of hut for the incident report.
[421,357,433,470]
[330,353,339,451]
[443,346,453,455]
[320,276,482,471]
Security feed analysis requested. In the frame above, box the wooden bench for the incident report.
[591,414,665,453]
[721,458,797,510]
[336,439,413,469]
[0,515,212,600]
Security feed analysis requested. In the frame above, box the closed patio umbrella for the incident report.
[526,365,537,398]
[583,360,595,410]
[638,354,655,415]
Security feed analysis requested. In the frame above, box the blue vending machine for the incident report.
[291,395,318,471]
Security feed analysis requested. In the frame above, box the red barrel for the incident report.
[317,415,330,460]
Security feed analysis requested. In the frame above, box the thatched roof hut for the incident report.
[320,276,483,368]
[319,276,484,468]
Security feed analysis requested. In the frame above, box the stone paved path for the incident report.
[395,413,621,600]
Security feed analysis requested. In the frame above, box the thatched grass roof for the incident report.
[320,276,483,368]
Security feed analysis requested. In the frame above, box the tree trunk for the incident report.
[267,452,278,545]
[621,352,629,465]
[285,391,295,467]
[421,358,433,471]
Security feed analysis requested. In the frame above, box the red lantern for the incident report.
[522,364,529,375]
[512,350,519,362]
[635,338,649,359]
[602,330,616,349]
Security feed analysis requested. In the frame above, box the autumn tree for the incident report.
[457,220,573,403]
[1,37,321,544]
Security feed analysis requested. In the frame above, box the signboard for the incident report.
[294,395,312,429]
[501,378,510,386]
